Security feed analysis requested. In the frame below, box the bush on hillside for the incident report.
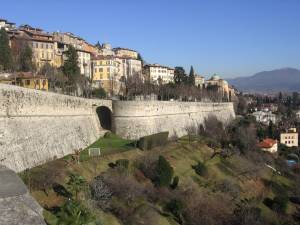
[155,155,174,187]
[263,195,289,213]
[138,132,169,150]
[192,161,208,177]
[165,199,184,224]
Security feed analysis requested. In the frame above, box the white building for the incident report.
[195,75,205,88]
[77,50,91,79]
[296,110,300,121]
[0,19,16,31]
[116,57,142,79]
[280,128,298,147]
[144,64,174,84]
[252,111,276,125]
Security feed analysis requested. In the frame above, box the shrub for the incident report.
[56,200,96,225]
[155,155,174,187]
[66,173,87,200]
[272,195,289,213]
[263,195,289,213]
[92,87,106,98]
[192,161,207,177]
[138,132,169,150]
[165,199,183,224]
[171,176,179,189]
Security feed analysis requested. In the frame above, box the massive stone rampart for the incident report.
[0,84,111,172]
[0,84,235,172]
[112,101,235,140]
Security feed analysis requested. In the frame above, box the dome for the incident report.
[211,74,220,80]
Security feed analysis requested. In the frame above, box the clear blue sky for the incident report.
[2,0,300,78]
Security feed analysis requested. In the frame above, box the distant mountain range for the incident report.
[227,68,300,93]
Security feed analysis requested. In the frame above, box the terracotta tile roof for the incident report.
[257,138,277,149]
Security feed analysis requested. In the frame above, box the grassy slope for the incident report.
[20,135,297,225]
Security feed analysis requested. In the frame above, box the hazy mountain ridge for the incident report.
[228,68,300,93]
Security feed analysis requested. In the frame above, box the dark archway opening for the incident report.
[96,106,112,130]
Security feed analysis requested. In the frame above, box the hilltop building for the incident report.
[280,128,298,147]
[9,25,55,69]
[0,18,16,31]
[53,32,96,78]
[143,64,174,84]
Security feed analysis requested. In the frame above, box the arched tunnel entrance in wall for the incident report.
[96,106,112,131]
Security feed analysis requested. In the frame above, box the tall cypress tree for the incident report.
[63,45,80,79]
[155,155,174,187]
[62,45,80,92]
[19,43,33,72]
[188,66,195,86]
[0,28,13,71]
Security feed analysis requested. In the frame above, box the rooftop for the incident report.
[258,138,277,149]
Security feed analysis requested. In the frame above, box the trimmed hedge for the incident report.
[138,132,169,150]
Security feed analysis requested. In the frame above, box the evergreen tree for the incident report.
[19,43,34,72]
[268,120,275,139]
[62,45,80,92]
[188,66,195,86]
[174,67,187,84]
[292,92,299,109]
[0,28,13,71]
[155,155,174,187]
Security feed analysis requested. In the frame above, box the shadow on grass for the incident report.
[52,183,72,198]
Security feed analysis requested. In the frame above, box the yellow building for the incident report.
[0,72,48,91]
[92,56,121,95]
[18,25,55,69]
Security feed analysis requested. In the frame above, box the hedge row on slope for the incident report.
[138,132,169,150]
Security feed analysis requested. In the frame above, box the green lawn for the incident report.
[80,132,136,161]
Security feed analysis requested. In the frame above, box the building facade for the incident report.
[10,25,56,69]
[144,64,175,84]
[53,32,93,78]
[252,110,277,125]
[0,19,16,31]
[0,72,48,91]
[280,128,298,147]
[195,75,205,88]
[113,47,138,59]
[92,55,122,95]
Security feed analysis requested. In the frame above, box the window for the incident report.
[107,68,110,72]
[25,80,30,85]
[99,68,103,72]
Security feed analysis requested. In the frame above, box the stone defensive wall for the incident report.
[0,83,235,172]
[112,101,235,140]
[0,83,111,172]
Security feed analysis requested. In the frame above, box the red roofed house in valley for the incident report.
[257,138,278,153]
